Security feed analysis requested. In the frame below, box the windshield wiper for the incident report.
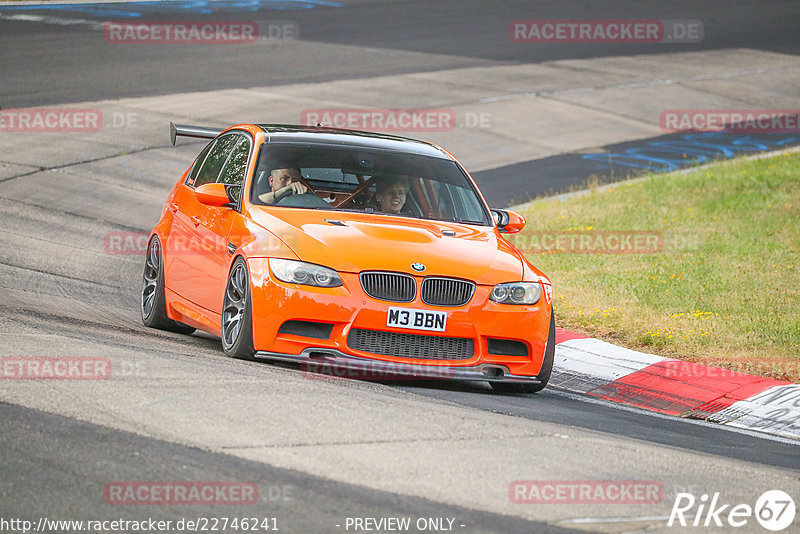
[326,207,373,214]
[445,217,486,225]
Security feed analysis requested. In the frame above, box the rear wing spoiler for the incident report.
[170,122,224,145]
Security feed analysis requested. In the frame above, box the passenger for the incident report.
[258,166,308,204]
[372,176,410,215]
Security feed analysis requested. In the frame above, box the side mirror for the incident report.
[491,209,525,234]
[195,183,238,208]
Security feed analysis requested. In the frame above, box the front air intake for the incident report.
[347,329,474,360]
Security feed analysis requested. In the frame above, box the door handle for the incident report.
[191,216,201,227]
[170,203,179,213]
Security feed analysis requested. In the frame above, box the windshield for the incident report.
[250,143,492,226]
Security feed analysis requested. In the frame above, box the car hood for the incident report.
[247,207,524,284]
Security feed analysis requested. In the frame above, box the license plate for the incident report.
[387,307,447,332]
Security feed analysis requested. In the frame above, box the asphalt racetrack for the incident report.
[0,1,799,533]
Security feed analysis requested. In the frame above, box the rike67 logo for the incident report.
[669,490,796,531]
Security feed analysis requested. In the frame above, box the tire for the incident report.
[221,257,256,360]
[491,312,555,394]
[141,236,196,335]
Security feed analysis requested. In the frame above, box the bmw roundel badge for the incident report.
[411,263,426,272]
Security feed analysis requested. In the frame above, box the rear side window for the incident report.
[192,134,240,188]
[218,136,251,187]
[185,140,214,187]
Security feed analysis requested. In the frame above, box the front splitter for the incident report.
[254,348,541,383]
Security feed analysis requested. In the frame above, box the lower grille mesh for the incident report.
[347,328,474,360]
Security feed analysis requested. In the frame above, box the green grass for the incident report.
[509,151,800,382]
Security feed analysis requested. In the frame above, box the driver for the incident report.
[258,165,308,204]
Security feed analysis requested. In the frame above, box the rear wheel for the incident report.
[491,312,555,394]
[221,257,256,360]
[141,236,196,334]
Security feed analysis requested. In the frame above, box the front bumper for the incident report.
[254,348,544,383]
[247,258,552,378]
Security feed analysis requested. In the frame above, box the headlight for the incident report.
[269,258,342,288]
[490,282,541,305]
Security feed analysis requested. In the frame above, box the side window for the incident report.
[451,184,483,222]
[184,140,214,187]
[193,134,240,188]
[218,136,251,187]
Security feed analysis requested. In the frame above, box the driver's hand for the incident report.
[288,182,308,195]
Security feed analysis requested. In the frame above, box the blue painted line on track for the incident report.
[581,132,799,173]
[0,0,343,18]
[473,132,800,206]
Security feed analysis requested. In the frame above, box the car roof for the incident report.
[254,124,452,160]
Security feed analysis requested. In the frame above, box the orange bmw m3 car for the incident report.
[142,122,554,393]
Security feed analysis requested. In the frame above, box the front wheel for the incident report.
[221,257,256,360]
[491,312,555,394]
[141,236,196,335]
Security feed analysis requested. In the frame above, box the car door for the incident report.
[200,134,253,315]
[167,132,241,310]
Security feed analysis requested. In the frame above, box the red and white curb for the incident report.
[552,328,800,440]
